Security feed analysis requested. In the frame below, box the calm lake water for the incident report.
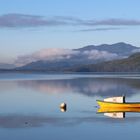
[0,73,140,140]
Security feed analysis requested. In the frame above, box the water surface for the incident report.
[0,73,140,140]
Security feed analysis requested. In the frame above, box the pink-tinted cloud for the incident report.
[15,48,80,66]
[0,13,140,28]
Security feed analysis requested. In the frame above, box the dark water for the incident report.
[0,73,140,140]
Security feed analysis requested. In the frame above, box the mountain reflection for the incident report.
[17,77,140,97]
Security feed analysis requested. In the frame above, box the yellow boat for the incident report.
[97,100,140,108]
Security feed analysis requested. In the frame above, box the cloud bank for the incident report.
[78,27,121,32]
[15,48,118,66]
[83,50,118,60]
[1,13,140,28]
[15,48,79,66]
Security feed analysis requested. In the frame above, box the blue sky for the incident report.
[0,0,140,63]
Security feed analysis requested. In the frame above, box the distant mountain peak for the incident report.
[110,42,137,47]
[77,42,138,54]
[113,42,129,45]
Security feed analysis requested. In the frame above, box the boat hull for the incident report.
[97,100,140,108]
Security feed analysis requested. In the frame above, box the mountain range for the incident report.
[75,42,138,56]
[68,52,140,72]
[0,63,15,69]
[15,42,140,71]
[0,42,139,72]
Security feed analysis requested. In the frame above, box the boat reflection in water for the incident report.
[97,107,140,119]
[97,96,140,119]
[104,112,125,119]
